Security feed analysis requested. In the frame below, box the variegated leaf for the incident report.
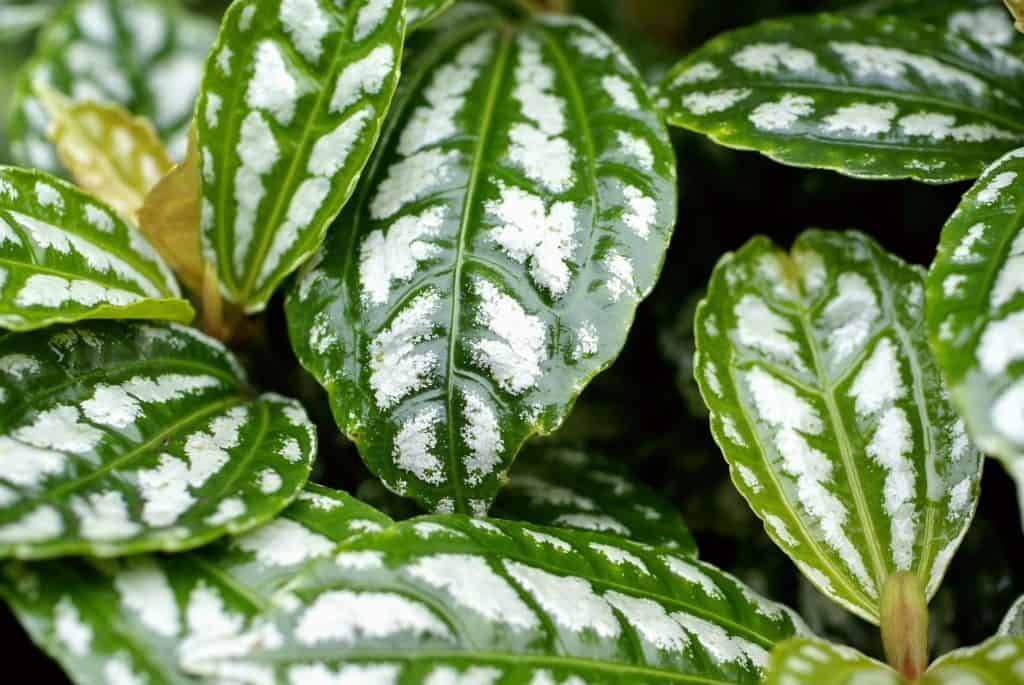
[1000,596,1024,636]
[286,5,677,513]
[694,230,982,623]
[8,0,216,172]
[0,320,316,559]
[0,484,392,685]
[655,14,1024,183]
[0,167,192,331]
[197,0,405,314]
[492,444,698,553]
[853,0,1024,54]
[183,515,808,685]
[407,0,454,30]
[766,636,1024,684]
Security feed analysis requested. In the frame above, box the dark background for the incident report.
[2,0,1021,679]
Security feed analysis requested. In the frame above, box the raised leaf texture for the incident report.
[854,0,1024,55]
[197,0,405,313]
[183,515,808,685]
[0,167,192,331]
[9,0,216,172]
[286,6,677,513]
[655,14,1024,183]
[0,485,391,685]
[0,320,317,559]
[492,444,698,553]
[694,230,982,623]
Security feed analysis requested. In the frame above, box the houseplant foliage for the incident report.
[1,0,1024,683]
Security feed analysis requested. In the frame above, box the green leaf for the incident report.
[197,0,405,314]
[655,14,1024,183]
[852,0,1024,54]
[491,443,698,553]
[0,484,391,685]
[408,0,454,31]
[694,230,982,624]
[8,0,216,173]
[0,167,193,331]
[1000,596,1024,636]
[0,320,317,559]
[182,514,808,685]
[286,5,678,513]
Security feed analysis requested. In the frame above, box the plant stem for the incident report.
[880,572,929,680]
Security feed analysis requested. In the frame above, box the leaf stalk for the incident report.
[880,572,929,680]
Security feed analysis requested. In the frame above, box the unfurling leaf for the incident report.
[0,320,316,559]
[0,166,193,330]
[182,515,808,685]
[656,14,1024,183]
[0,485,391,685]
[695,230,982,623]
[196,0,405,313]
[286,4,677,513]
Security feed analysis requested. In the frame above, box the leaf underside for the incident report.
[853,0,1024,56]
[656,13,1024,183]
[0,166,192,331]
[9,0,216,173]
[196,0,405,313]
[694,230,982,623]
[0,484,391,685]
[0,320,316,559]
[183,515,808,685]
[286,4,678,514]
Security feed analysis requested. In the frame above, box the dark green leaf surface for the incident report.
[491,444,698,553]
[695,231,982,623]
[197,0,405,313]
[1,484,391,685]
[656,14,1024,183]
[8,0,216,172]
[854,0,1024,54]
[0,320,316,559]
[0,167,192,330]
[183,515,808,685]
[407,0,453,30]
[286,5,677,513]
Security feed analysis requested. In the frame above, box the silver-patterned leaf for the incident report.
[853,0,1024,54]
[183,515,808,685]
[197,0,405,313]
[1000,595,1024,636]
[0,484,392,685]
[286,5,677,513]
[0,166,192,331]
[694,230,982,623]
[0,320,316,559]
[8,0,216,172]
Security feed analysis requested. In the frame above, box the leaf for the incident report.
[182,514,809,685]
[1000,596,1024,635]
[655,13,1024,183]
[0,166,193,331]
[694,230,982,624]
[766,636,1024,684]
[0,484,391,685]
[0,320,317,559]
[851,0,1024,55]
[38,88,175,221]
[0,4,56,41]
[8,0,216,173]
[491,443,698,553]
[286,5,677,513]
[196,0,405,314]
[408,0,455,31]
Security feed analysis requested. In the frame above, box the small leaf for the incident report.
[408,0,454,31]
[286,6,677,513]
[0,166,193,330]
[694,230,982,623]
[9,0,216,172]
[491,444,698,553]
[0,484,391,685]
[655,14,1024,183]
[852,0,1024,54]
[197,0,405,313]
[182,515,808,685]
[0,320,317,559]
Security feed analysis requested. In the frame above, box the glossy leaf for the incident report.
[286,6,677,513]
[9,0,216,172]
[0,320,317,559]
[407,0,454,30]
[656,14,1024,183]
[197,0,405,314]
[491,444,698,553]
[183,514,808,685]
[853,0,1024,54]
[0,484,391,685]
[694,230,982,623]
[0,167,192,330]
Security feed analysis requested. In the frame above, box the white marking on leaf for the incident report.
[0,437,68,487]
[822,272,880,365]
[831,42,988,97]
[978,171,1017,204]
[991,230,1024,309]
[84,205,114,232]
[233,112,280,273]
[280,0,328,63]
[554,512,629,535]
[953,223,987,263]
[672,61,720,85]
[590,543,649,574]
[460,390,503,486]
[604,591,689,652]
[673,613,769,668]
[114,560,180,637]
[573,322,599,360]
[681,88,751,115]
[949,8,1015,47]
[55,597,92,656]
[766,514,799,546]
[0,505,63,543]
[605,252,636,302]
[823,102,898,137]
[471,278,547,395]
[34,182,63,211]
[978,311,1024,375]
[81,374,220,429]
[602,74,639,110]
[289,663,401,685]
[295,590,452,645]
[734,295,804,368]
[355,0,392,41]
[505,561,621,638]
[733,43,818,74]
[235,518,334,566]
[750,94,815,131]
[71,490,141,541]
[247,40,299,125]
[523,528,572,551]
[14,405,103,453]
[661,556,723,598]
[370,148,457,220]
[205,496,245,525]
[360,206,445,305]
[993,379,1024,444]
[257,468,282,494]
[331,45,395,114]
[394,407,444,485]
[736,463,761,492]
[369,291,440,409]
[899,112,1018,143]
